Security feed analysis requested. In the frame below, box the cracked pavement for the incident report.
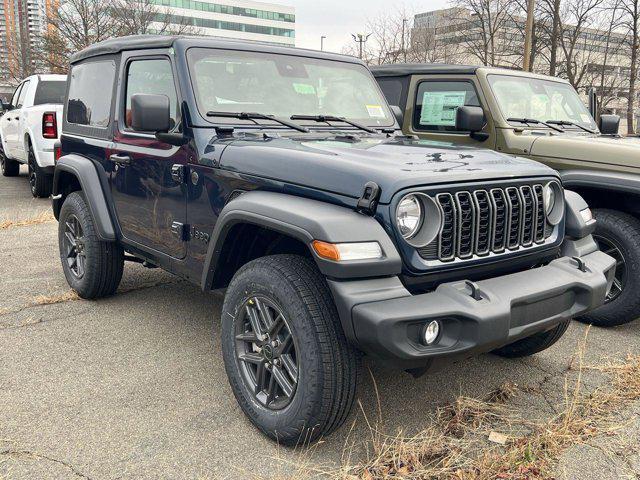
[1,168,640,479]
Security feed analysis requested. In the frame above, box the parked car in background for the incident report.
[0,74,66,197]
[52,36,615,444]
[373,64,640,327]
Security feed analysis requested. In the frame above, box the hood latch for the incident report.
[356,181,381,216]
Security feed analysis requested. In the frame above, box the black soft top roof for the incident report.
[70,35,364,65]
[370,63,480,77]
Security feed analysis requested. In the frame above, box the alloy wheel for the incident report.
[28,161,37,195]
[0,151,5,174]
[63,214,87,279]
[594,234,626,302]
[235,296,298,410]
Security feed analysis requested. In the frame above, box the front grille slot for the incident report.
[427,182,553,262]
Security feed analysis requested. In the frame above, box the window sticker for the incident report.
[366,104,386,118]
[420,91,466,126]
[293,83,316,95]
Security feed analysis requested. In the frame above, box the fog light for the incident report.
[422,320,440,345]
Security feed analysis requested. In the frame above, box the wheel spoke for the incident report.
[271,365,295,397]
[235,332,259,343]
[238,352,263,365]
[278,333,293,355]
[267,314,285,338]
[77,254,85,276]
[255,298,274,331]
[245,305,265,339]
[65,230,77,248]
[280,354,298,382]
[266,373,277,404]
[255,362,269,395]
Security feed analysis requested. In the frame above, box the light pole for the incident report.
[523,0,536,71]
[402,18,408,62]
[351,33,371,60]
[320,35,326,51]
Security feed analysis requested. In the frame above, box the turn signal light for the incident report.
[42,112,57,139]
[312,240,383,261]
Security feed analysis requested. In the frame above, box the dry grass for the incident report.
[32,290,79,306]
[277,330,640,480]
[0,211,55,230]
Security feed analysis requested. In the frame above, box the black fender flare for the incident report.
[560,170,640,196]
[52,154,116,241]
[201,191,402,290]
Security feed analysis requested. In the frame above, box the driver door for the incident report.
[1,82,25,157]
[109,54,188,259]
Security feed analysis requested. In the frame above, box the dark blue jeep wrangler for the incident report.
[52,35,615,444]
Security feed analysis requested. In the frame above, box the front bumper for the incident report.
[328,248,615,369]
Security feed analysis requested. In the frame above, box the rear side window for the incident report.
[376,77,404,108]
[16,80,30,108]
[67,61,116,128]
[413,81,480,132]
[34,81,66,106]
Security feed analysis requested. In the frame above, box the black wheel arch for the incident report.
[201,191,402,290]
[53,154,117,241]
[561,170,640,217]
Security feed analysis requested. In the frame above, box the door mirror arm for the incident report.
[155,131,189,146]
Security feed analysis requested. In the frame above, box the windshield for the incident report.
[187,48,394,128]
[488,74,597,131]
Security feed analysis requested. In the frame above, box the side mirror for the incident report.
[390,105,404,127]
[1,102,12,112]
[456,106,488,141]
[599,114,619,135]
[130,94,171,133]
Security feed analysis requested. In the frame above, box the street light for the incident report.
[351,33,371,60]
[321,35,326,51]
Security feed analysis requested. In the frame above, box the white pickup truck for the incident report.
[0,74,66,197]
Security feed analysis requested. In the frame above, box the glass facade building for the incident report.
[152,0,295,45]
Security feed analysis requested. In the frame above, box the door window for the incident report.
[413,81,480,132]
[124,58,179,131]
[66,60,116,128]
[10,84,23,107]
[16,80,30,108]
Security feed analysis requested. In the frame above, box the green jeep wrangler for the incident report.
[372,64,639,327]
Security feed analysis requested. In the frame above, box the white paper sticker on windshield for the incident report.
[420,91,466,126]
[366,104,386,118]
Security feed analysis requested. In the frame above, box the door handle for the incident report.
[109,153,131,166]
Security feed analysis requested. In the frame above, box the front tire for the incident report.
[58,192,124,299]
[578,209,640,327]
[28,143,52,198]
[221,255,358,445]
[493,320,570,358]
[0,144,19,177]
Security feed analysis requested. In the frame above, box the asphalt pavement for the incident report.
[1,166,639,479]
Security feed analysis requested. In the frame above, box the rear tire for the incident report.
[58,191,124,299]
[493,320,570,358]
[0,144,19,177]
[221,254,358,445]
[578,209,640,327]
[28,143,52,198]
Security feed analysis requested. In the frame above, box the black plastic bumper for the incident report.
[328,249,615,369]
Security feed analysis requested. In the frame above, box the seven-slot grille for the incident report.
[421,183,552,262]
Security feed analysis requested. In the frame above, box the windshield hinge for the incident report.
[356,181,381,216]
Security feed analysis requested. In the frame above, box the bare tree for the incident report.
[110,0,196,36]
[450,0,518,66]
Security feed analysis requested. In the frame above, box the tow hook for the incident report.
[572,257,588,273]
[356,181,381,216]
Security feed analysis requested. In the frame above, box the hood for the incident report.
[530,133,640,170]
[218,134,557,203]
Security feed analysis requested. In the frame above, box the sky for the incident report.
[279,0,450,53]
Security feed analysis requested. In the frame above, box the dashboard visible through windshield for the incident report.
[186,48,394,128]
[488,74,597,131]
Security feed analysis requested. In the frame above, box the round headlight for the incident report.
[397,194,422,239]
[543,183,556,215]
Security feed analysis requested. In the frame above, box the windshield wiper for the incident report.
[546,119,596,134]
[506,117,564,133]
[206,111,309,133]
[290,114,377,134]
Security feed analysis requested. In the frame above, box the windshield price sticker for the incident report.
[420,91,466,126]
[366,104,386,118]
